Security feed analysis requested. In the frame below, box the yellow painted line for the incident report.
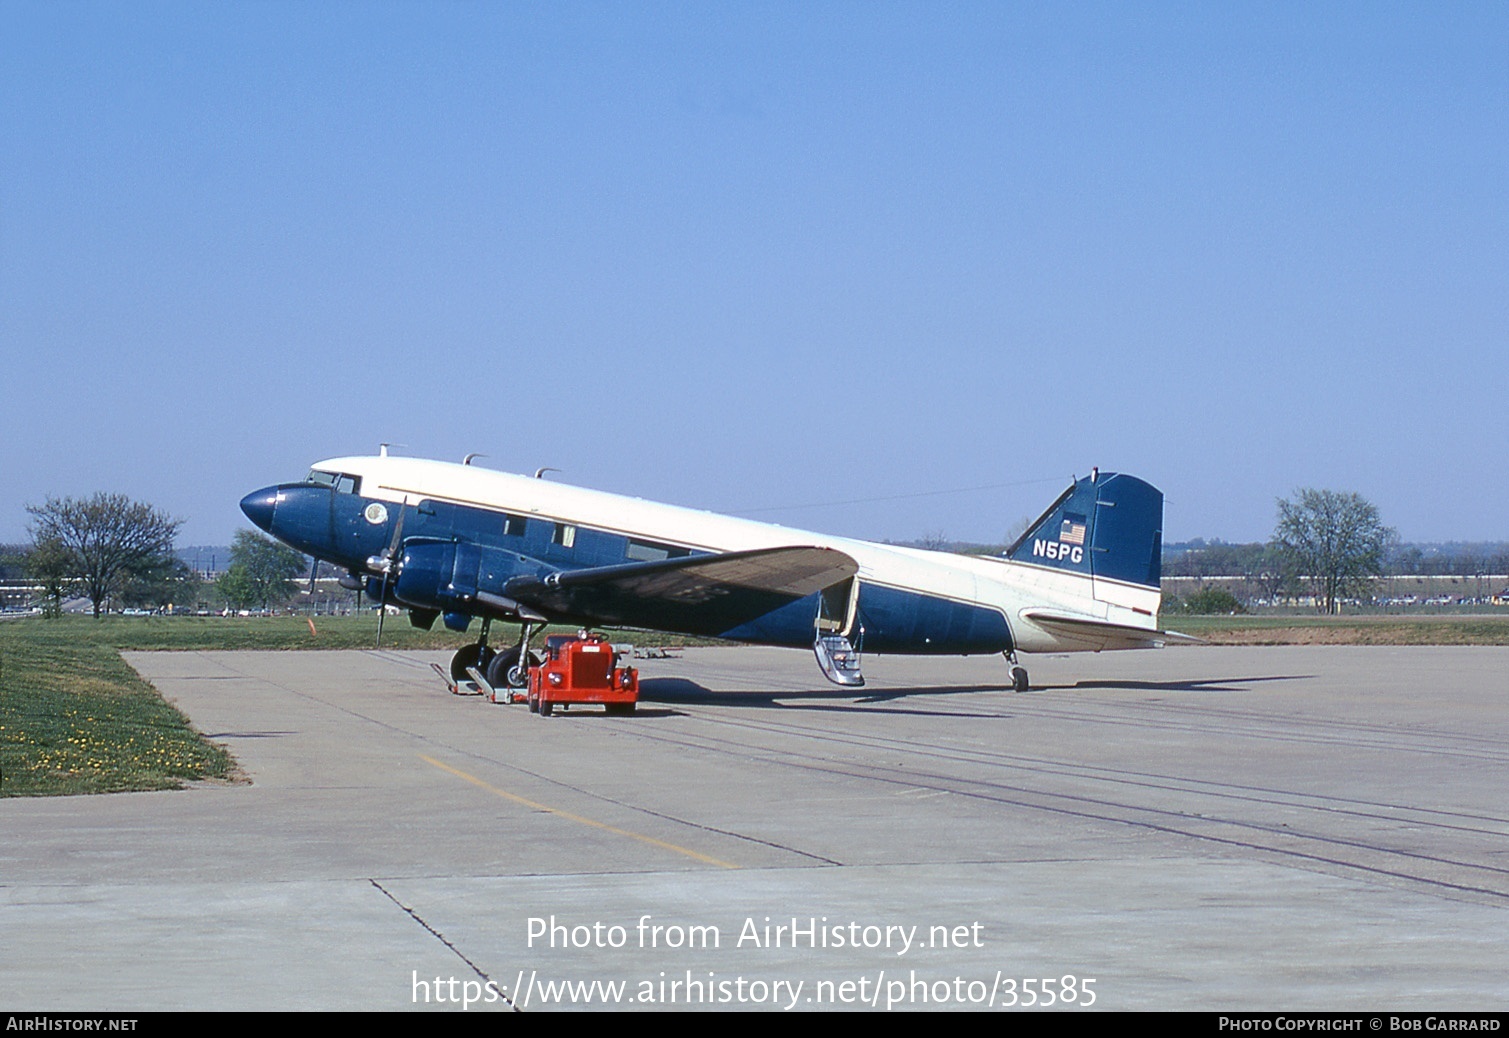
[420,755,739,869]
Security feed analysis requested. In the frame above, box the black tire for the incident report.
[486,647,538,690]
[539,700,554,717]
[605,702,635,716]
[450,643,495,683]
[1011,666,1029,693]
[484,651,513,690]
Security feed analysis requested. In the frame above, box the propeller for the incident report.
[374,502,407,648]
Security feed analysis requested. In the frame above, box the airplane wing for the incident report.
[1021,610,1204,650]
[504,545,859,636]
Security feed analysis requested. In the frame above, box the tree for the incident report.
[26,537,76,618]
[26,494,183,618]
[0,544,29,580]
[228,530,306,611]
[215,564,260,612]
[118,555,199,612]
[1272,489,1391,614]
[1252,543,1296,604]
[1177,586,1246,615]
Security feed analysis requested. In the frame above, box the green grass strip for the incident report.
[1166,613,1509,644]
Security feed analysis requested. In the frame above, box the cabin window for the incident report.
[307,470,337,486]
[626,539,690,562]
[552,523,576,548]
[626,540,667,562]
[503,514,526,537]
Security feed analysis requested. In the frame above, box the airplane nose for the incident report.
[239,488,278,531]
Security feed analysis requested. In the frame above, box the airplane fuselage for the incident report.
[241,456,1167,672]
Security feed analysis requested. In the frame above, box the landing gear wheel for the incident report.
[486,647,539,690]
[511,650,540,688]
[1011,666,1030,693]
[450,643,495,683]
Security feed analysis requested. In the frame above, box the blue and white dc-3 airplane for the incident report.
[241,451,1174,693]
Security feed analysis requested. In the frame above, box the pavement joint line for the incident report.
[419,754,741,870]
[368,878,520,1013]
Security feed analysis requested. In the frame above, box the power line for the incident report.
[727,475,1066,517]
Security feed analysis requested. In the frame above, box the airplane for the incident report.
[239,449,1176,693]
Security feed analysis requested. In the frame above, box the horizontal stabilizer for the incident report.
[506,546,859,636]
[1021,610,1202,650]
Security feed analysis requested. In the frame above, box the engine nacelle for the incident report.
[392,539,556,621]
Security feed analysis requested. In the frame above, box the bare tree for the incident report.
[26,494,183,618]
[918,529,950,552]
[1252,544,1295,604]
[1272,489,1391,614]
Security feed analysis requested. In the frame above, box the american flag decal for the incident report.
[1059,514,1087,546]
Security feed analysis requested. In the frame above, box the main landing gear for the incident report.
[485,642,540,691]
[449,640,494,682]
[450,619,539,690]
[1004,650,1030,693]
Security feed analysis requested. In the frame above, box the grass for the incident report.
[0,624,230,798]
[1163,612,1509,645]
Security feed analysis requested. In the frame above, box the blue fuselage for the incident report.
[241,475,1014,655]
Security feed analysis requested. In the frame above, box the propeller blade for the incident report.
[307,556,318,595]
[376,570,390,648]
[385,502,407,557]
[373,503,408,648]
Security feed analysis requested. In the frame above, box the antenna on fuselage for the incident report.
[534,467,560,479]
[463,453,486,466]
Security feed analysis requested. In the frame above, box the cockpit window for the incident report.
[307,470,361,494]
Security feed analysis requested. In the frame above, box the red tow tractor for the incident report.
[527,633,639,717]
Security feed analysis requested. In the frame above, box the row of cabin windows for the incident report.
[509,516,683,560]
[306,476,688,562]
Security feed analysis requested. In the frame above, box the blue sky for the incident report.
[3,2,1505,547]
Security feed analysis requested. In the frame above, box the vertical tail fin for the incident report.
[1006,471,1162,590]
